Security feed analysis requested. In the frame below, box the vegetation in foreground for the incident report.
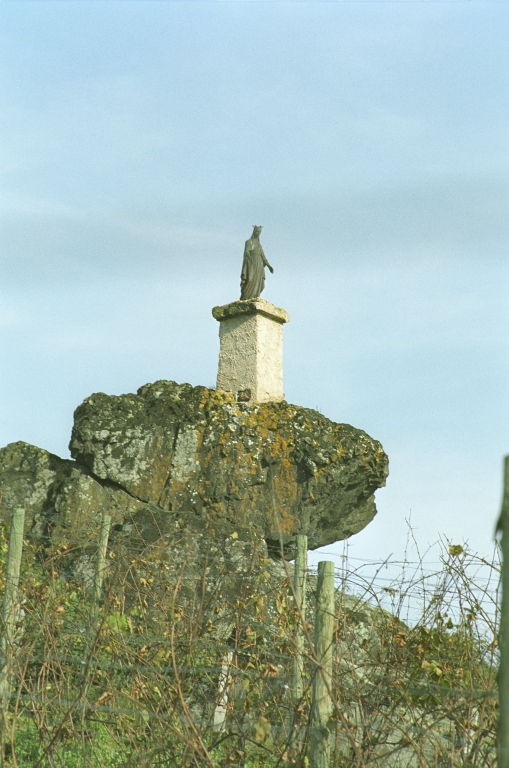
[0,521,500,767]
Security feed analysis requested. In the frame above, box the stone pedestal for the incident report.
[212,298,289,403]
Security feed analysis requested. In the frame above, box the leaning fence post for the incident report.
[91,513,112,629]
[0,508,25,765]
[310,560,335,768]
[498,455,509,768]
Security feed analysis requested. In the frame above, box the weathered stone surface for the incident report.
[213,299,288,404]
[0,441,73,535]
[45,466,150,544]
[0,443,156,546]
[212,298,289,325]
[0,381,388,557]
[69,380,388,556]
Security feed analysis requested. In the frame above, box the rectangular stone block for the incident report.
[212,298,289,403]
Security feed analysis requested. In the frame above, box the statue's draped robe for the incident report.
[240,238,270,300]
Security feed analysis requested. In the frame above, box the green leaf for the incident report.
[449,544,464,557]
[106,612,132,632]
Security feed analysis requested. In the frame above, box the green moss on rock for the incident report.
[0,381,388,557]
[69,380,388,557]
[0,441,73,535]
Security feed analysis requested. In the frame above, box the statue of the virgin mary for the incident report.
[240,226,274,300]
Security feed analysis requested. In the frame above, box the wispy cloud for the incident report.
[1,173,507,294]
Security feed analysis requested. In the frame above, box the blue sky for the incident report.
[1,0,508,567]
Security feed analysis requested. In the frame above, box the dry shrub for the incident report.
[0,518,499,767]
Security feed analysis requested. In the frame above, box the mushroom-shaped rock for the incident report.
[69,381,388,557]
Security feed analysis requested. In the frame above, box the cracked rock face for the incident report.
[0,442,74,537]
[0,380,388,558]
[69,380,388,556]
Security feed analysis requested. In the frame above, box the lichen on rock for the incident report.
[0,441,74,537]
[68,380,389,557]
[0,381,388,558]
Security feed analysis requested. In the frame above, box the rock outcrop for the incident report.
[0,380,388,557]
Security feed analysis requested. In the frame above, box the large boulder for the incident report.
[68,380,388,556]
[0,381,388,557]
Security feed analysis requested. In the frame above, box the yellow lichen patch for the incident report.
[267,432,285,457]
[127,432,176,503]
[268,493,298,535]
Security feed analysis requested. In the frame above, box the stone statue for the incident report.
[240,225,274,300]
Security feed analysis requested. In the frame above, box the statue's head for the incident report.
[252,225,263,238]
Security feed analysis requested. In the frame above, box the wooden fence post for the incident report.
[0,508,25,766]
[91,513,112,629]
[498,455,509,768]
[213,649,234,731]
[310,560,335,768]
[289,534,308,758]
[291,534,308,706]
[82,513,112,723]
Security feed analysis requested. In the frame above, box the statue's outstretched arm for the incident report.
[261,248,274,274]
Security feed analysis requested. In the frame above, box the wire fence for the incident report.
[0,510,501,768]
